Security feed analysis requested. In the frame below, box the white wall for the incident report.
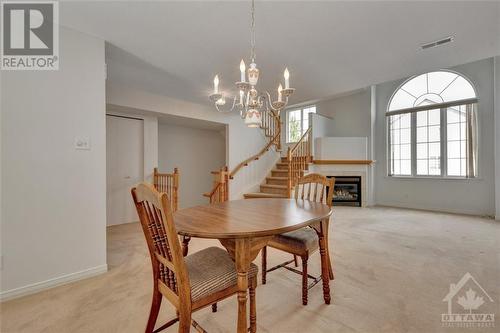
[495,56,500,220]
[316,89,372,138]
[106,82,279,200]
[374,58,496,216]
[158,123,225,208]
[310,113,335,158]
[1,28,107,299]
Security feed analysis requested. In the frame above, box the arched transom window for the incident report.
[387,70,478,178]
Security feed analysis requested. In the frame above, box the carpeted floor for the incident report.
[1,206,499,333]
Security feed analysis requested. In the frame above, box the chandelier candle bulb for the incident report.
[213,75,219,94]
[239,90,244,105]
[284,68,290,89]
[240,60,246,82]
[278,84,283,102]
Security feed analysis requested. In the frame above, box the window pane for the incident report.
[441,76,476,101]
[460,122,466,139]
[417,159,428,175]
[288,110,301,142]
[429,142,440,159]
[391,129,400,145]
[392,144,400,160]
[400,114,411,129]
[446,106,468,177]
[401,144,411,159]
[428,125,440,142]
[388,89,415,111]
[448,123,460,141]
[428,109,440,125]
[417,111,427,127]
[448,158,461,176]
[401,160,411,175]
[428,71,458,94]
[448,141,461,158]
[417,143,428,159]
[416,127,427,143]
[429,158,441,175]
[400,128,411,144]
[393,160,400,175]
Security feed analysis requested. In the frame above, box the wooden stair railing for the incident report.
[286,127,312,197]
[153,167,179,211]
[203,166,229,204]
[205,110,281,203]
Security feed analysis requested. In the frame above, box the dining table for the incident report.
[173,198,333,333]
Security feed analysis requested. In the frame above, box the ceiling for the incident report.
[61,1,500,106]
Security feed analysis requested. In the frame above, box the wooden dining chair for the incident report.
[261,173,335,305]
[132,182,259,333]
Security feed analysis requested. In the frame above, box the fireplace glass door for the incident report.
[327,176,362,207]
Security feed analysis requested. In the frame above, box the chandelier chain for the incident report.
[251,0,256,62]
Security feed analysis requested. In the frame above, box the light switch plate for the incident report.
[74,136,91,150]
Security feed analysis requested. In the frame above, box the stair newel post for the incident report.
[277,115,281,151]
[223,166,229,201]
[173,167,179,211]
[287,146,292,198]
[154,167,158,187]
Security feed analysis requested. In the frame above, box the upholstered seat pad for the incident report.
[269,227,319,253]
[185,247,258,302]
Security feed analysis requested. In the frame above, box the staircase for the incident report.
[204,111,312,203]
[243,156,308,199]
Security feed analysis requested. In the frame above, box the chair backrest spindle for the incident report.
[294,173,335,207]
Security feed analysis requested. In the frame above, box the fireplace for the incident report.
[327,176,362,207]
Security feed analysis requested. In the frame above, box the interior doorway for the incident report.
[106,114,144,226]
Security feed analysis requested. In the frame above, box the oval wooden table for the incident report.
[174,198,333,333]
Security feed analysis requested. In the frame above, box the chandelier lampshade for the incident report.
[244,109,262,128]
[248,63,259,86]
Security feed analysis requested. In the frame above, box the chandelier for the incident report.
[209,0,295,127]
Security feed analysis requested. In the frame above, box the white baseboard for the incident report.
[0,264,108,302]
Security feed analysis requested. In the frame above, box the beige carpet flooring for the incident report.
[1,206,499,333]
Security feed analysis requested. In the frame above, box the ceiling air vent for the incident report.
[421,36,454,50]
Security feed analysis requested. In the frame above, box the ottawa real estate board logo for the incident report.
[1,1,59,70]
[442,272,495,328]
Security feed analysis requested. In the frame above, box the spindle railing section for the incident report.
[153,167,179,211]
[286,127,312,197]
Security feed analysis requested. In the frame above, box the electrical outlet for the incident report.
[74,137,91,150]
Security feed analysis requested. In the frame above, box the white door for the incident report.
[106,115,144,226]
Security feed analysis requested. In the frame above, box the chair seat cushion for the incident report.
[186,247,258,302]
[269,227,319,253]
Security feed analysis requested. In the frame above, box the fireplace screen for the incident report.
[327,176,362,207]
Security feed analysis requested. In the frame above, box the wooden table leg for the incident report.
[235,238,250,333]
[314,219,331,304]
[220,237,270,333]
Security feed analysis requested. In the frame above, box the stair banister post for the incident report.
[173,167,179,211]
[223,166,229,201]
[287,146,292,198]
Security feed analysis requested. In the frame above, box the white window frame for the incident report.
[386,70,478,179]
[387,100,478,179]
[286,106,316,143]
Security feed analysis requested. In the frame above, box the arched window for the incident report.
[387,70,478,178]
